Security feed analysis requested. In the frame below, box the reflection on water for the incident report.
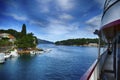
[0,44,98,80]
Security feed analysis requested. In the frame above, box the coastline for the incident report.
[17,48,44,54]
[55,44,99,47]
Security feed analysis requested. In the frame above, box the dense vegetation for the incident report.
[55,38,105,46]
[0,38,13,46]
[0,24,38,49]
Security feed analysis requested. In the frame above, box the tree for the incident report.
[15,34,37,49]
[21,24,27,35]
[0,24,38,49]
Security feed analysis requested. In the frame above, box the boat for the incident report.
[80,0,120,80]
[0,53,5,63]
[30,50,45,55]
[4,53,11,59]
[44,49,52,53]
[10,49,19,57]
[30,51,36,55]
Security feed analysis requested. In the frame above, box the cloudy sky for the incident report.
[0,0,105,42]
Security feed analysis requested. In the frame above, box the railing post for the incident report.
[94,29,101,80]
[98,37,101,59]
[97,37,101,80]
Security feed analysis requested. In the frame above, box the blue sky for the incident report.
[0,0,105,42]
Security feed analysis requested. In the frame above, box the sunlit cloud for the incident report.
[59,13,74,20]
[56,0,75,11]
[86,14,101,29]
[4,13,27,21]
[29,20,45,26]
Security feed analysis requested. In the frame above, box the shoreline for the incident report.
[17,48,44,54]
[0,46,44,54]
[55,44,99,47]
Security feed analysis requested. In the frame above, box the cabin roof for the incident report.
[99,19,120,42]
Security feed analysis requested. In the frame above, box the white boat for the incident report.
[30,51,36,55]
[0,53,5,63]
[38,51,44,54]
[44,49,52,53]
[4,54,11,59]
[30,50,44,55]
[10,49,19,57]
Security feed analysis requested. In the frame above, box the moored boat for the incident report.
[44,48,52,53]
[4,54,11,59]
[0,53,5,63]
[10,49,19,57]
[30,51,36,55]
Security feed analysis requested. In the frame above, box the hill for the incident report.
[55,38,105,46]
[37,39,54,44]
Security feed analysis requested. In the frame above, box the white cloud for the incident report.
[3,12,45,26]
[29,20,44,26]
[44,18,79,35]
[46,24,73,35]
[48,18,64,24]
[36,0,75,13]
[86,15,101,29]
[56,0,75,11]
[59,13,73,20]
[4,13,27,21]
[84,14,102,35]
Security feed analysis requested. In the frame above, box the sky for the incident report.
[0,0,105,42]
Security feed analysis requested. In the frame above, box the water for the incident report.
[0,44,98,80]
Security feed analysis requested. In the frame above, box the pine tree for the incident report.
[21,24,27,35]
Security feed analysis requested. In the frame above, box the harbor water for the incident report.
[0,44,98,80]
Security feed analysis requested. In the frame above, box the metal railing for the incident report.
[80,50,108,80]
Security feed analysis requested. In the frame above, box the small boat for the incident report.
[4,54,11,59]
[30,51,36,55]
[0,53,5,63]
[10,49,19,57]
[38,51,44,54]
[44,49,52,53]
[30,50,44,55]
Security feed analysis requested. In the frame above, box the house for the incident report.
[0,33,16,42]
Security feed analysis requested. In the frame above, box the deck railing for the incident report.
[80,50,108,80]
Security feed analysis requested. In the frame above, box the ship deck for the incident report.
[101,52,115,80]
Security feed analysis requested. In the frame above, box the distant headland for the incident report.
[55,38,105,47]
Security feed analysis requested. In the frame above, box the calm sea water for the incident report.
[0,44,98,80]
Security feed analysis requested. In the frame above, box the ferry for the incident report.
[81,0,120,80]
